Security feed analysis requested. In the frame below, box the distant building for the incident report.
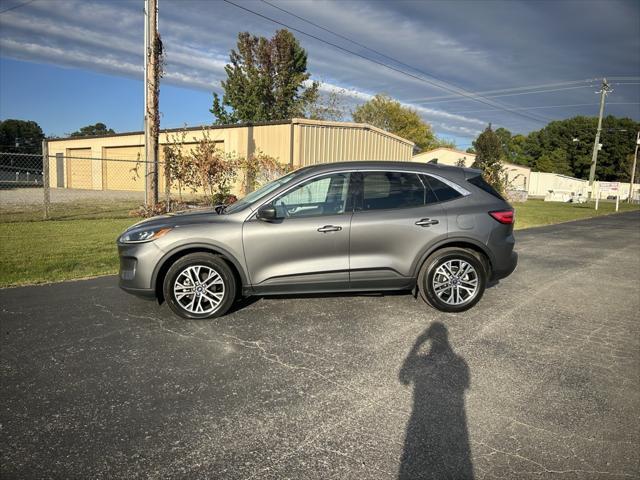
[412,147,531,193]
[412,147,475,168]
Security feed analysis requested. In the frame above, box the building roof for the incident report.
[413,147,476,158]
[47,117,415,146]
[502,162,531,172]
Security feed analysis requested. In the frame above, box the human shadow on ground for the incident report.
[398,322,473,479]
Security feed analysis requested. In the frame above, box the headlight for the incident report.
[119,226,173,244]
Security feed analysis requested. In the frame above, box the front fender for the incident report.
[151,240,249,290]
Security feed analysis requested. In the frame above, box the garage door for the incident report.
[103,146,145,191]
[103,146,171,192]
[67,148,93,189]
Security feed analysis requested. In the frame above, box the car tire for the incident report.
[163,253,236,319]
[418,248,487,313]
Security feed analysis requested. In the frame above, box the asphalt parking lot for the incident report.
[1,211,639,479]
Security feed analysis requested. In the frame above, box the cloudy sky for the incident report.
[0,0,639,147]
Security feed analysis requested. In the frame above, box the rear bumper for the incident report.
[491,250,518,281]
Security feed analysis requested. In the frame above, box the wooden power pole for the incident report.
[144,0,159,206]
[588,78,611,197]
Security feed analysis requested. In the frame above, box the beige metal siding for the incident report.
[47,119,415,192]
[295,124,413,167]
[244,124,291,164]
[66,148,93,189]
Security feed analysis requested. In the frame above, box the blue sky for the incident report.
[0,0,639,148]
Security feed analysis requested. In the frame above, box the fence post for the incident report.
[42,140,50,220]
[164,146,171,213]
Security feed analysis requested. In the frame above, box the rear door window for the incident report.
[361,172,426,211]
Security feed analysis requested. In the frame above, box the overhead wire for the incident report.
[450,102,640,115]
[0,0,36,15]
[222,0,552,125]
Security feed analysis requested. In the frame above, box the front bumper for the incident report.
[117,241,164,299]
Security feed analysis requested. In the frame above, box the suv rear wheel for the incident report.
[419,248,487,313]
[163,253,236,319]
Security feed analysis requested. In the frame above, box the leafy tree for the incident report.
[435,137,457,149]
[534,148,572,175]
[189,131,238,204]
[238,150,291,194]
[352,94,445,151]
[70,122,115,137]
[305,88,346,121]
[472,124,506,194]
[521,116,639,180]
[0,119,44,154]
[163,129,194,203]
[211,30,319,124]
[494,127,512,159]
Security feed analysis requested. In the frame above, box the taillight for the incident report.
[489,210,515,224]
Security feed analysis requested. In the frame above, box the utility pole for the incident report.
[588,78,612,198]
[629,130,639,203]
[144,0,159,206]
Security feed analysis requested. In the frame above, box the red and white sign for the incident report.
[599,182,619,193]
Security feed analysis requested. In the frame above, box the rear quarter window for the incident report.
[422,175,463,202]
[467,175,504,200]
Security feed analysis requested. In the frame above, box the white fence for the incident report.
[528,172,640,200]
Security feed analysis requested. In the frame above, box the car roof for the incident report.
[294,160,479,178]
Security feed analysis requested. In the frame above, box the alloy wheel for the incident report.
[173,265,225,315]
[432,259,479,306]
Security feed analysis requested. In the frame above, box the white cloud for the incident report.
[3,0,637,139]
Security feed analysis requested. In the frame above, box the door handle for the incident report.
[415,218,439,227]
[317,225,342,233]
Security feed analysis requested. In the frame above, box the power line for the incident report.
[222,0,551,125]
[450,102,640,115]
[408,80,598,103]
[412,85,598,104]
[419,78,640,103]
[256,0,553,124]
[259,0,597,113]
[0,0,36,15]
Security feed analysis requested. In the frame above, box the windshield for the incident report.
[225,171,299,214]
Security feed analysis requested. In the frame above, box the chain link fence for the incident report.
[0,152,181,222]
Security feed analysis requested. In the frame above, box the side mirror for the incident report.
[256,204,278,221]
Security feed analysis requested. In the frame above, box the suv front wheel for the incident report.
[419,248,487,313]
[163,253,236,319]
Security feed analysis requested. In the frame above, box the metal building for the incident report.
[46,118,415,192]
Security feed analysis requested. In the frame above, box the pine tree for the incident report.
[472,124,506,195]
[211,30,319,124]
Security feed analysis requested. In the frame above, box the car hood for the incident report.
[128,207,226,230]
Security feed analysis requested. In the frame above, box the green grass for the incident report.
[0,200,140,222]
[1,198,638,288]
[0,218,136,287]
[513,198,639,230]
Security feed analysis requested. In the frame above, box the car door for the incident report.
[349,171,449,289]
[243,172,354,294]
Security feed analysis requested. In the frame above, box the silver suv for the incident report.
[117,161,517,318]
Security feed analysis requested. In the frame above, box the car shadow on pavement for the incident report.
[398,322,474,480]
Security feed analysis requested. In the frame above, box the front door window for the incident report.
[273,173,351,218]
